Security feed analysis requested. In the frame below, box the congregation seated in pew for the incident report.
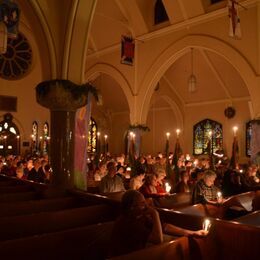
[110,190,207,257]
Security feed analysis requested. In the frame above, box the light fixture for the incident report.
[188,47,197,93]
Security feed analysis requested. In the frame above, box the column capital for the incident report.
[36,79,98,111]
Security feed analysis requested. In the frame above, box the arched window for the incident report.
[0,113,20,155]
[31,121,38,154]
[42,122,50,155]
[193,119,223,155]
[154,0,169,25]
[87,117,97,154]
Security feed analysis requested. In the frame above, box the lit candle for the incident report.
[166,132,170,140]
[39,136,43,153]
[165,182,171,193]
[16,135,20,154]
[176,129,180,138]
[186,154,191,161]
[217,191,223,203]
[208,131,212,138]
[104,135,108,154]
[202,219,211,232]
[97,132,100,138]
[233,126,238,137]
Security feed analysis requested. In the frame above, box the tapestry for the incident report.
[251,122,260,164]
[121,35,135,65]
[74,94,92,190]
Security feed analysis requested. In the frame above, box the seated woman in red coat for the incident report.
[139,173,167,198]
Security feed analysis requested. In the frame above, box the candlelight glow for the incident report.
[97,132,100,137]
[165,182,171,193]
[203,219,211,232]
[208,131,212,137]
[166,132,170,139]
[233,126,238,136]
[217,191,222,198]
[176,129,180,137]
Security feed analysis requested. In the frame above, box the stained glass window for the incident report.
[246,121,252,157]
[31,121,38,154]
[0,113,20,155]
[0,33,32,80]
[87,117,97,154]
[193,119,223,155]
[42,122,49,155]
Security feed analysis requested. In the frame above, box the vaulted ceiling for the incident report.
[87,0,249,114]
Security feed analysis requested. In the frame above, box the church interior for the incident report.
[0,0,259,259]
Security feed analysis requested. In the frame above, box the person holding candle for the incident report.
[192,170,224,205]
[110,190,208,257]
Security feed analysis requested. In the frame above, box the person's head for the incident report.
[117,166,125,175]
[107,161,117,176]
[155,169,166,182]
[121,190,147,215]
[145,174,157,187]
[33,158,41,169]
[135,167,145,181]
[203,170,216,187]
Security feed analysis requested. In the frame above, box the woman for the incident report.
[129,168,145,190]
[110,190,207,257]
[139,174,166,198]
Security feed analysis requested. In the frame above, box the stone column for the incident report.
[36,80,88,188]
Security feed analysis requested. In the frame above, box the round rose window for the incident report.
[0,33,32,80]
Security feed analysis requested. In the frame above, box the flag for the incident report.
[230,136,239,169]
[228,0,241,39]
[121,35,135,65]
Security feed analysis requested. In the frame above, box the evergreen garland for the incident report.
[36,79,99,102]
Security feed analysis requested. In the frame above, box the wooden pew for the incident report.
[0,221,114,259]
[189,218,260,260]
[109,237,190,260]
[154,192,192,209]
[0,204,119,241]
[0,185,32,193]
[0,191,38,203]
[233,210,260,227]
[158,207,204,231]
[0,196,87,218]
[252,190,260,211]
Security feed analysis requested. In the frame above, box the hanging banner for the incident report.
[121,35,135,65]
[228,0,242,39]
[0,0,20,38]
[251,122,260,164]
[74,94,92,190]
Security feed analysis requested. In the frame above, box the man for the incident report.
[99,161,125,193]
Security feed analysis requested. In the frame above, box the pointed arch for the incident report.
[85,63,133,119]
[138,35,258,123]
